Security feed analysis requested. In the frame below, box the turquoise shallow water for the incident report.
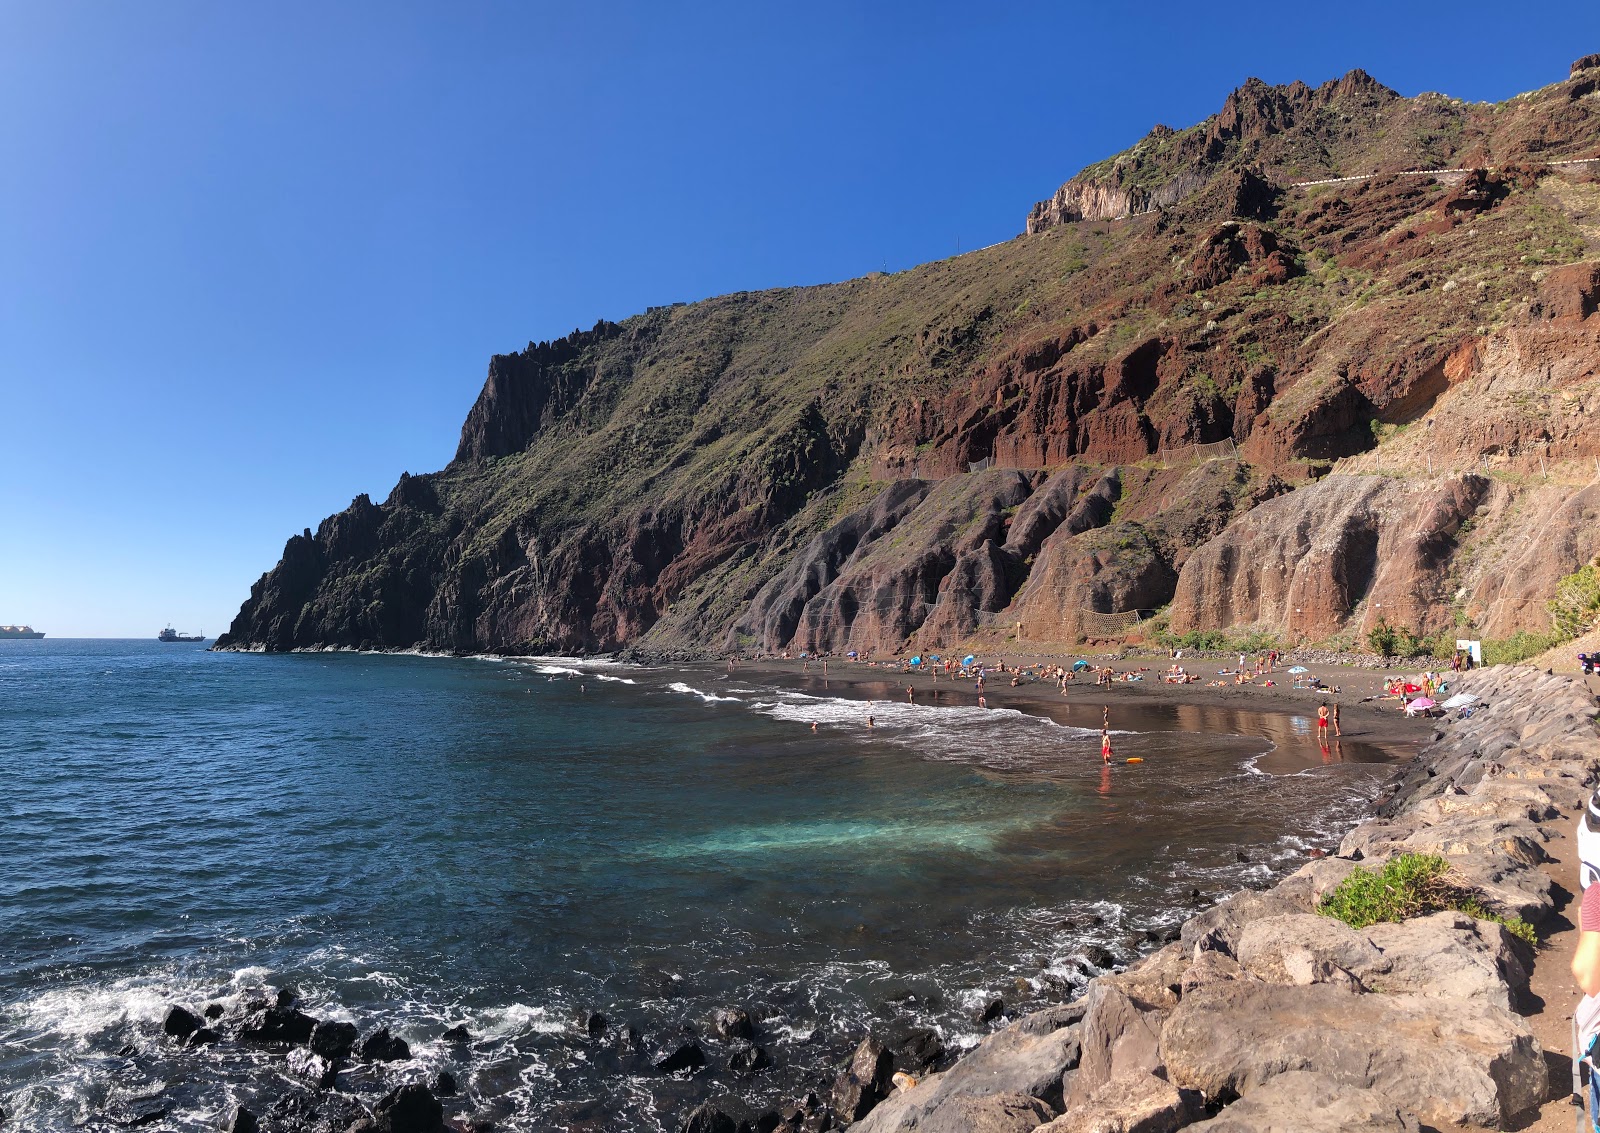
[0,640,1398,1130]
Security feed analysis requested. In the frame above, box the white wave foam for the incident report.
[665,682,741,703]
[12,979,174,1042]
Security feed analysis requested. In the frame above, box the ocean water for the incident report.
[0,640,1401,1131]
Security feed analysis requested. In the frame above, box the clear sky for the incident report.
[3,2,1596,638]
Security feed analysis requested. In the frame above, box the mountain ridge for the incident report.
[217,55,1600,658]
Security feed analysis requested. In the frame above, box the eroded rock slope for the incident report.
[219,57,1600,655]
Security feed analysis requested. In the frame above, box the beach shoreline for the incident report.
[693,652,1437,764]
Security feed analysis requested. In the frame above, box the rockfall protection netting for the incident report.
[1156,437,1237,466]
[1079,609,1144,637]
[967,456,995,473]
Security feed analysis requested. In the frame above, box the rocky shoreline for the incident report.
[132,664,1586,1133]
[821,664,1596,1132]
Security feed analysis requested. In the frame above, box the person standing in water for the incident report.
[1101,725,1113,764]
[1316,703,1330,736]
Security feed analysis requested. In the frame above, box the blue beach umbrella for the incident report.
[962,654,976,667]
[1072,659,1091,671]
[909,655,922,666]
[1287,665,1309,674]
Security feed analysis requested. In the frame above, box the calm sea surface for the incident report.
[0,640,1401,1130]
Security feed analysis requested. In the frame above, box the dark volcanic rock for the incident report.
[681,1100,740,1133]
[310,1019,358,1059]
[433,1070,458,1096]
[225,1106,260,1133]
[832,1036,894,1123]
[186,1026,223,1048]
[162,1005,202,1039]
[729,1043,772,1074]
[371,1082,444,1133]
[359,1026,412,1062]
[442,1022,471,1042]
[654,1039,708,1074]
[238,1006,318,1045]
[898,1027,946,1070]
[709,1006,756,1041]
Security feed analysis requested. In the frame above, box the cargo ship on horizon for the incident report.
[0,625,44,639]
[158,627,206,643]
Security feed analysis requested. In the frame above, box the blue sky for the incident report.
[3,2,1595,637]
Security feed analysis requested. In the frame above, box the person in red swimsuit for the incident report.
[1100,726,1112,764]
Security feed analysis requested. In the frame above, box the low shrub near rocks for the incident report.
[1317,852,1538,945]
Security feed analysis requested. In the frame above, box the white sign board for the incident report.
[1455,639,1483,666]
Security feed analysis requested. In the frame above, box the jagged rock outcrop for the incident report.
[1168,473,1490,640]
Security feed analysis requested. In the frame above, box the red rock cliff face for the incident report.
[218,57,1600,656]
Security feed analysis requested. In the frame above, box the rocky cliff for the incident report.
[218,57,1600,656]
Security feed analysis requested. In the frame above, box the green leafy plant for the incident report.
[1367,616,1398,656]
[1549,562,1600,639]
[1318,853,1537,946]
[1481,630,1564,666]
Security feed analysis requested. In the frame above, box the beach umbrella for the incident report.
[1072,659,1091,671]
[1440,692,1478,709]
[909,655,922,666]
[928,655,941,663]
[1287,665,1309,674]
[1409,697,1436,709]
[846,650,858,659]
[962,654,976,667]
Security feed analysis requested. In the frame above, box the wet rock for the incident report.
[186,1027,223,1048]
[286,1047,339,1089]
[433,1070,457,1096]
[1046,1071,1185,1132]
[710,1006,756,1041]
[832,1036,895,1122]
[442,1023,471,1042]
[203,1003,225,1020]
[654,1039,708,1074]
[976,996,1006,1023]
[311,1019,359,1060]
[225,1105,260,1133]
[371,1082,444,1133]
[580,1011,609,1038]
[238,1006,318,1045]
[359,1026,412,1062]
[730,1043,772,1074]
[682,1100,740,1133]
[275,987,299,1008]
[1161,981,1544,1128]
[898,1027,946,1070]
[1186,1069,1419,1131]
[617,1023,646,1051]
[162,1005,202,1039]
[1082,945,1116,969]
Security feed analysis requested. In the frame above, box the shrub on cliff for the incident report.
[1549,562,1600,639]
[1318,853,1536,945]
